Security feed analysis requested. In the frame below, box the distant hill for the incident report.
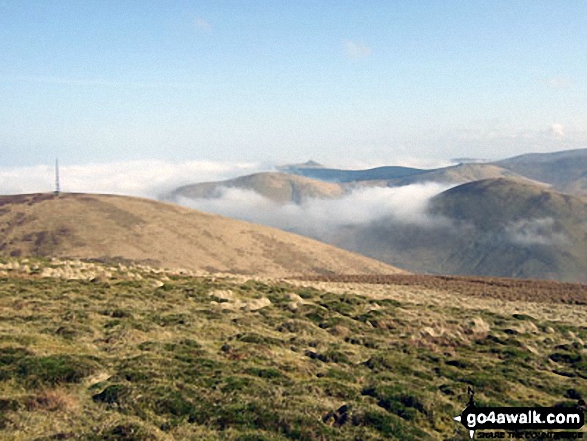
[276,149,587,196]
[379,163,541,187]
[0,193,403,276]
[168,172,345,204]
[277,165,426,183]
[493,148,587,197]
[328,179,587,282]
[276,160,324,170]
[428,178,587,280]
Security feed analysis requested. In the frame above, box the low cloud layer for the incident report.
[0,160,261,198]
[178,182,453,238]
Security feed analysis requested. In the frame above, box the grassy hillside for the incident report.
[169,172,345,205]
[1,258,586,440]
[427,179,587,281]
[0,193,401,277]
[382,163,542,188]
[494,148,587,197]
[327,179,587,282]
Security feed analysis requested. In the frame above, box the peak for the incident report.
[301,160,323,167]
[276,160,324,170]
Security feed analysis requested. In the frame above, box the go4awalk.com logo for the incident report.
[454,388,585,439]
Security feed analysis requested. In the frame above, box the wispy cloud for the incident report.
[505,217,568,246]
[541,76,573,89]
[344,40,372,60]
[195,17,212,31]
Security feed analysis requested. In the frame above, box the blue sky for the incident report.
[1,0,586,169]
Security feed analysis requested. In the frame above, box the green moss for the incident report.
[84,423,157,441]
[14,354,97,387]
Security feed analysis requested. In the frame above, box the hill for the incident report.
[328,179,587,282]
[382,163,541,187]
[1,257,585,440]
[493,148,587,196]
[0,193,402,276]
[168,172,345,204]
[277,165,426,183]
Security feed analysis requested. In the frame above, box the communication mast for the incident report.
[54,158,60,196]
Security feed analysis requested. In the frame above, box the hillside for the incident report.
[277,165,426,183]
[427,179,587,281]
[0,257,585,440]
[327,179,587,282]
[493,148,587,196]
[383,163,541,187]
[0,193,402,276]
[168,172,345,204]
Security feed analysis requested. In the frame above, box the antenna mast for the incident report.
[54,158,60,196]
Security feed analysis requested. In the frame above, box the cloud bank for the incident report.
[0,160,261,198]
[178,182,453,238]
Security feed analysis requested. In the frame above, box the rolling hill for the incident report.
[328,179,587,282]
[380,162,542,187]
[277,164,426,183]
[168,172,345,205]
[493,148,587,197]
[0,192,403,276]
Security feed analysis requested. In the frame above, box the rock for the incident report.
[242,297,271,311]
[150,280,164,288]
[467,317,490,336]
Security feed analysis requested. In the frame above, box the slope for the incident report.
[328,179,587,282]
[0,193,402,276]
[493,148,587,196]
[382,162,542,187]
[278,165,426,183]
[168,172,345,204]
[1,258,586,440]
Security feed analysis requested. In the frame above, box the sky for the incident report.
[1,0,587,193]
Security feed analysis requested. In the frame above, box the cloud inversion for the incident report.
[0,160,261,198]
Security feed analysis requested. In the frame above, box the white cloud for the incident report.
[178,182,452,238]
[195,17,212,31]
[505,217,567,246]
[550,123,565,137]
[0,160,261,198]
[344,40,372,59]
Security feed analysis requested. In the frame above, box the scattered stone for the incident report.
[467,317,490,336]
[210,290,234,301]
[242,297,271,311]
[150,280,164,288]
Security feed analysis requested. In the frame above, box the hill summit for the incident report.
[0,193,402,276]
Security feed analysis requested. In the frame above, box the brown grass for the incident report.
[291,274,587,305]
[24,388,80,413]
[0,193,402,277]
